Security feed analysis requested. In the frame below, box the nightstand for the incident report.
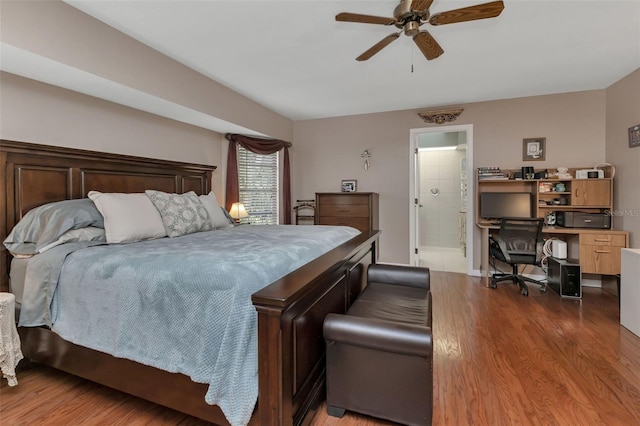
[0,293,23,386]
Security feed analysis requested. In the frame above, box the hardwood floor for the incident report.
[2,271,639,425]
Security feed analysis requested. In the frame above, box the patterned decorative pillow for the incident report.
[145,190,213,237]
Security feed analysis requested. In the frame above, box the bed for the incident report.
[0,140,380,425]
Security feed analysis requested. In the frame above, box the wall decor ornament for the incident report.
[361,149,372,170]
[417,108,464,125]
[629,124,640,148]
[523,137,546,161]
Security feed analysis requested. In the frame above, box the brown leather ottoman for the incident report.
[323,264,433,425]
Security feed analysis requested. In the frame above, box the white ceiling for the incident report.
[44,0,640,123]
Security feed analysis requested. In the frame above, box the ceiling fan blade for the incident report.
[356,33,400,61]
[413,31,444,60]
[336,12,395,25]
[429,0,504,25]
[411,0,434,13]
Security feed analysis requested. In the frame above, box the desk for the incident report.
[478,224,629,287]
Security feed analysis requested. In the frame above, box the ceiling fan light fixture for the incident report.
[418,108,464,125]
[404,21,421,37]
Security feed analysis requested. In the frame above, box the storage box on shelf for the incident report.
[477,166,508,180]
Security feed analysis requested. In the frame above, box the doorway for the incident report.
[409,125,474,274]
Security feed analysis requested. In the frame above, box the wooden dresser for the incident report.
[315,192,379,232]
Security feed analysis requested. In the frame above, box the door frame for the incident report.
[409,124,474,275]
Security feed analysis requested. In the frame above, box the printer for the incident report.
[556,211,611,229]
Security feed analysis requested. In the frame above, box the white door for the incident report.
[413,143,422,265]
[409,125,474,274]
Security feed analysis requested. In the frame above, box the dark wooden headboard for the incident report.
[0,139,217,291]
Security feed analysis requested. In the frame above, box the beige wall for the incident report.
[293,90,607,265]
[606,68,640,247]
[0,0,297,203]
[0,72,226,198]
[1,0,292,141]
[2,67,619,266]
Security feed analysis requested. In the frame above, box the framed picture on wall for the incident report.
[341,179,357,192]
[523,137,546,161]
[629,125,640,148]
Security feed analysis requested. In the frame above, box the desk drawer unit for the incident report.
[579,233,627,275]
[315,193,379,233]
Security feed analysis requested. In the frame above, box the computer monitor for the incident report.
[480,192,532,221]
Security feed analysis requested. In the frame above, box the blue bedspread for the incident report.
[19,225,360,426]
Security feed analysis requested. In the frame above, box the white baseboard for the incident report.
[581,275,602,288]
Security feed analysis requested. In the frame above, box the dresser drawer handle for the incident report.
[594,238,611,242]
[336,209,351,213]
[594,249,610,253]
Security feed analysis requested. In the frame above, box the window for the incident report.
[237,146,279,225]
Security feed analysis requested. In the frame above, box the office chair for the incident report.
[489,217,546,296]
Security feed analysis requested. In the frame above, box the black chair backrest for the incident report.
[498,218,544,257]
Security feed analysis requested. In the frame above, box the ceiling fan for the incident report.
[336,0,504,61]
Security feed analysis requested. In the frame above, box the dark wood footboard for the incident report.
[252,229,378,425]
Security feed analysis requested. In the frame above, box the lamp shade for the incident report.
[229,202,249,220]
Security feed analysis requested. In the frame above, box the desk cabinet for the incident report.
[536,178,613,219]
[579,233,627,275]
[571,180,611,207]
[315,193,379,233]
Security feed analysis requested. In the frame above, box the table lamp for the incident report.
[229,202,249,223]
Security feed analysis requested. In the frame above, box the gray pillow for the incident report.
[222,207,236,225]
[145,190,213,237]
[3,198,104,256]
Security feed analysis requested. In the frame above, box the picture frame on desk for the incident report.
[629,125,640,148]
[523,137,546,161]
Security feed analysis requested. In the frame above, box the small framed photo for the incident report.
[629,125,640,148]
[341,179,357,192]
[523,137,545,161]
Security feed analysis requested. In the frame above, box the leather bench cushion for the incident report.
[347,282,431,327]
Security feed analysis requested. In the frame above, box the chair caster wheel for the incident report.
[540,286,547,293]
[489,280,497,289]
[521,289,529,296]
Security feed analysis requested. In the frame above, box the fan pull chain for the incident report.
[411,41,414,73]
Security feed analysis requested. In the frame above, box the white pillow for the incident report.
[88,191,167,243]
[145,190,213,237]
[199,192,234,229]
